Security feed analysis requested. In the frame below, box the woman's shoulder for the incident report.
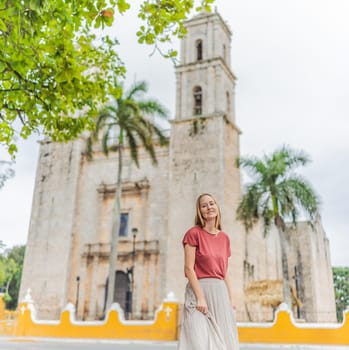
[184,226,201,236]
[182,226,202,247]
[219,230,230,240]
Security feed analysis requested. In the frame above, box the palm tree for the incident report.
[236,145,320,308]
[87,80,169,311]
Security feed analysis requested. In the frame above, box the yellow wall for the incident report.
[2,294,349,345]
[238,308,349,345]
[15,301,178,341]
[0,294,17,336]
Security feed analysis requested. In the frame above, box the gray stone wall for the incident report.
[288,221,337,322]
[20,139,84,318]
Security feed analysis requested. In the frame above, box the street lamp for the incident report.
[131,227,138,274]
[126,227,138,319]
[75,276,80,317]
[293,266,301,319]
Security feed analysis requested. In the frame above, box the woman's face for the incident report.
[199,195,218,221]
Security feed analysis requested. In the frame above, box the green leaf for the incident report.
[0,19,7,31]
[117,0,130,13]
[0,0,216,156]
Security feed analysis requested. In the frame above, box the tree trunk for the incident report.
[5,278,11,294]
[106,144,123,310]
[275,217,292,310]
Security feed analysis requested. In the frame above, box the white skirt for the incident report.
[177,278,239,350]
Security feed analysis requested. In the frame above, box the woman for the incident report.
[177,193,239,350]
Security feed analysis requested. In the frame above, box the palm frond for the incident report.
[126,81,148,100]
[237,184,263,232]
[261,198,274,236]
[273,145,311,173]
[123,99,140,113]
[281,175,320,221]
[137,100,169,118]
[101,125,113,156]
[104,104,120,118]
[125,129,139,168]
[151,124,169,146]
[134,121,158,165]
[237,156,266,179]
[275,184,299,221]
[95,109,112,132]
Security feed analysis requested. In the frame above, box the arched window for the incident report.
[196,39,203,61]
[193,86,202,115]
[119,212,129,237]
[223,44,227,61]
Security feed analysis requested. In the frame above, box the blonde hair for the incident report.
[194,193,222,230]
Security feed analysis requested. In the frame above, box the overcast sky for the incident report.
[1,0,348,266]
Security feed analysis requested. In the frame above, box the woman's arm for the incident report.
[224,266,236,309]
[184,244,208,314]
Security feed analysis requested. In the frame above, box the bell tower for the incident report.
[175,10,236,122]
[164,10,246,316]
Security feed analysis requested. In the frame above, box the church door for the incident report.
[104,270,130,315]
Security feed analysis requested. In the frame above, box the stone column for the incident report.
[88,251,100,319]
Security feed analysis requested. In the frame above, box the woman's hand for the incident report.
[196,297,208,314]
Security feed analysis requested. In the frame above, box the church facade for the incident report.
[20,10,336,323]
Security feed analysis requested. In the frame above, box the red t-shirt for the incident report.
[182,226,231,280]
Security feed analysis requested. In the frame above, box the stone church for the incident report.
[20,10,337,323]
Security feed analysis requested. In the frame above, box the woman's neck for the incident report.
[203,221,217,233]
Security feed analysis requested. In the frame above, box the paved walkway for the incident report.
[0,337,349,350]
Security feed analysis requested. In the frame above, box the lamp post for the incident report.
[126,227,138,319]
[75,276,80,317]
[293,266,301,319]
